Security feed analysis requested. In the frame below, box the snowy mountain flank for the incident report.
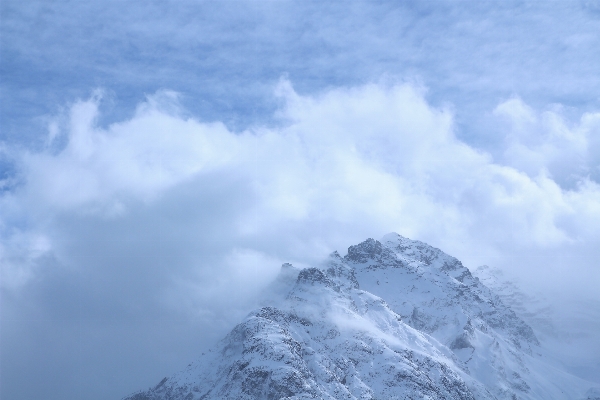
[123,234,599,400]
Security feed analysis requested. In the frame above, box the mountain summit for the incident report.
[123,234,599,400]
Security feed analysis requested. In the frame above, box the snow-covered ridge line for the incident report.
[123,233,599,400]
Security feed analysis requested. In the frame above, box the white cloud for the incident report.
[3,81,600,292]
[2,80,600,399]
[494,96,600,188]
[19,90,240,214]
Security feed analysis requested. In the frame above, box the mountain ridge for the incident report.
[123,234,599,400]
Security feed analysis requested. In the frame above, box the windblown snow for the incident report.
[123,234,599,400]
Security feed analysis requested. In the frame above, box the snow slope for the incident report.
[473,264,600,386]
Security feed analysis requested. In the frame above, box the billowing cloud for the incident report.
[495,96,600,187]
[2,81,600,399]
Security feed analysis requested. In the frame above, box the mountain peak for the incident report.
[124,235,598,400]
[296,267,335,288]
[345,238,383,263]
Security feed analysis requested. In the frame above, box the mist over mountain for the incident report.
[2,3,600,399]
[123,234,599,400]
[473,265,600,386]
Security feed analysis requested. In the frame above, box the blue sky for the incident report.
[1,1,600,399]
[3,1,599,146]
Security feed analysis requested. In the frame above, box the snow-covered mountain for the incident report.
[123,234,599,400]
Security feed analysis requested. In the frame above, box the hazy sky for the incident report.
[1,1,600,399]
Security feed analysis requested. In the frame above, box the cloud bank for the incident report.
[2,81,600,399]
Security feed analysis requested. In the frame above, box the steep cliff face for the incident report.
[124,234,598,400]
